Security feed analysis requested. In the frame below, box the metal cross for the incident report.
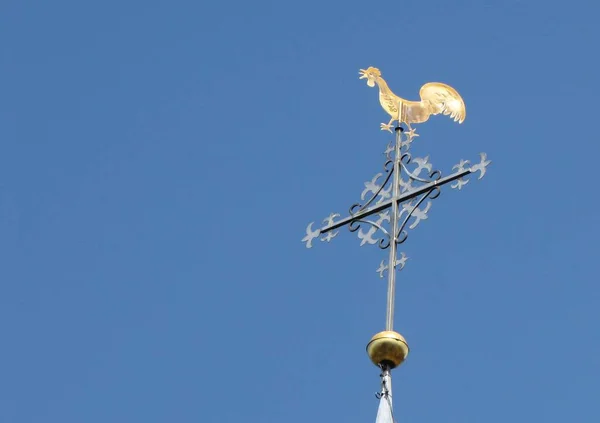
[302,114,491,331]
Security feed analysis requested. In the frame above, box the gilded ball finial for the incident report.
[366,331,409,369]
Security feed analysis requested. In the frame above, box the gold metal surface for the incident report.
[359,66,466,132]
[366,330,409,368]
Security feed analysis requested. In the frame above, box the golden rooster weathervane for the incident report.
[359,66,466,132]
[302,66,490,423]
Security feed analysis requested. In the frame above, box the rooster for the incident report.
[359,66,466,132]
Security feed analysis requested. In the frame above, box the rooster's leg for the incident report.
[380,118,395,133]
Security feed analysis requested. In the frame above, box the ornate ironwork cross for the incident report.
[301,66,491,423]
[301,125,490,329]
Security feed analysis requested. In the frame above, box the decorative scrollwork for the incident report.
[384,142,395,161]
[395,252,408,270]
[400,153,442,184]
[320,213,340,243]
[429,186,441,199]
[393,187,438,247]
[302,222,321,249]
[301,126,491,258]
[350,160,394,215]
[451,153,491,190]
[376,252,408,278]
[470,153,491,180]
[451,160,470,190]
[376,260,388,278]
[349,212,391,249]
[396,230,408,245]
[401,125,419,151]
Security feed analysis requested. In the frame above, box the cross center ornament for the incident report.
[301,67,491,423]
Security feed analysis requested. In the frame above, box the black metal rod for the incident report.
[319,168,472,234]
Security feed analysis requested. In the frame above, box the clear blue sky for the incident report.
[1,1,599,422]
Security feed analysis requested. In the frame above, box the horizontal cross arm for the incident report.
[319,167,471,235]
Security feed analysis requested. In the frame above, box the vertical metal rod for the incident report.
[385,104,403,331]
